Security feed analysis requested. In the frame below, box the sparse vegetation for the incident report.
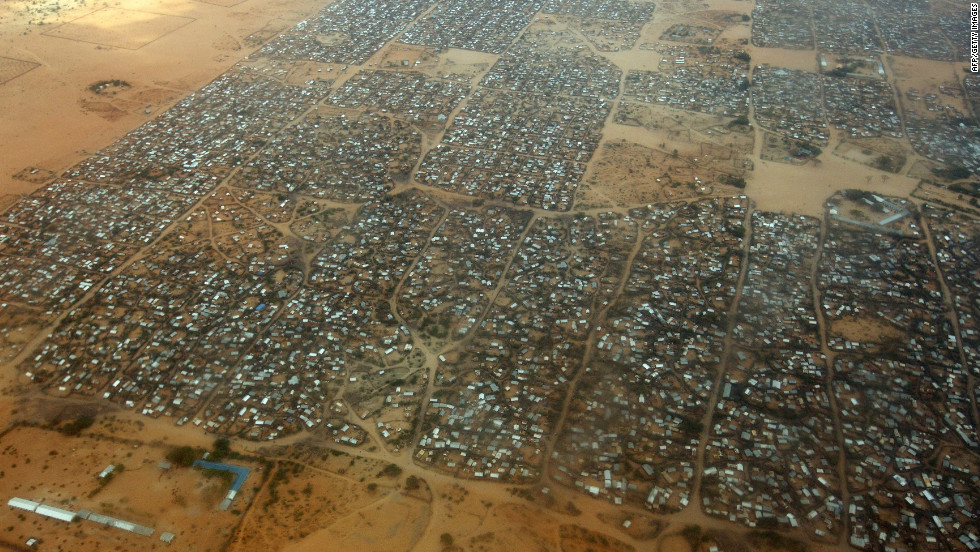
[60,415,95,436]
[933,165,973,180]
[88,79,131,94]
[379,463,403,477]
[728,114,750,127]
[747,530,808,552]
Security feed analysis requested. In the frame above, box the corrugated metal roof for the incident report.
[86,512,153,535]
[7,497,40,512]
[35,504,77,522]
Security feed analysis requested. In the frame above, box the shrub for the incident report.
[379,463,403,477]
[61,415,95,436]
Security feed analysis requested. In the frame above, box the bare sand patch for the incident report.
[750,48,818,73]
[425,47,500,83]
[0,305,50,365]
[584,139,745,206]
[284,491,431,552]
[0,424,246,551]
[196,0,250,7]
[233,460,391,551]
[661,534,693,552]
[832,138,908,173]
[374,44,440,71]
[0,194,21,212]
[886,55,963,92]
[0,0,328,196]
[43,7,195,50]
[748,154,918,217]
[603,47,663,73]
[212,33,244,50]
[559,524,636,552]
[830,315,904,343]
[597,511,665,541]
[0,56,40,84]
[78,99,130,121]
[610,104,754,157]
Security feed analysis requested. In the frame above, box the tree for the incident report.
[934,165,972,180]
[728,114,750,127]
[405,475,420,490]
[212,438,231,460]
[61,415,95,436]
[166,446,199,467]
[874,155,894,172]
[379,463,402,477]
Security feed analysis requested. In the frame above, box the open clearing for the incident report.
[42,7,195,50]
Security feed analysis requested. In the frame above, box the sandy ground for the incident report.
[748,156,918,217]
[0,0,328,196]
[0,423,250,551]
[751,48,818,73]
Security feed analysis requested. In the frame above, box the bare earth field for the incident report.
[0,0,328,195]
[0,424,248,551]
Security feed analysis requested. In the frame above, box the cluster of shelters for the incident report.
[0,61,325,335]
[751,66,828,145]
[328,70,470,127]
[706,348,841,539]
[924,206,980,384]
[541,0,654,21]
[417,88,608,210]
[904,112,980,174]
[835,356,978,550]
[260,0,431,65]
[660,24,722,45]
[703,213,839,537]
[735,213,820,348]
[233,112,422,202]
[400,0,544,54]
[965,76,980,119]
[624,45,750,117]
[480,29,621,99]
[411,26,619,211]
[820,196,952,363]
[2,0,980,547]
[553,199,745,512]
[811,0,881,53]
[823,77,903,138]
[752,0,963,61]
[397,207,530,340]
[415,211,636,481]
[537,0,654,51]
[750,0,815,50]
[872,0,961,61]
